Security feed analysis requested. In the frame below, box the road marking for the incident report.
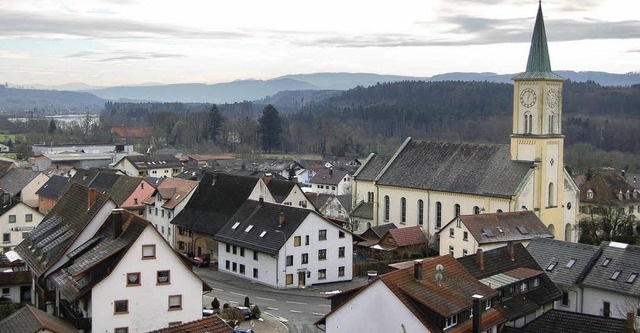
[290,309,302,313]
[211,287,224,292]
[256,296,276,302]
[230,291,247,297]
[318,304,331,307]
[267,307,279,311]
[286,301,307,305]
[313,312,325,316]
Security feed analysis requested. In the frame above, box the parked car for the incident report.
[193,253,210,267]
[234,306,252,320]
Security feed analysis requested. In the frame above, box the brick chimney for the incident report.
[476,249,485,270]
[278,212,285,227]
[112,209,124,239]
[626,312,635,333]
[506,241,515,261]
[264,173,272,185]
[413,259,423,280]
[87,188,97,210]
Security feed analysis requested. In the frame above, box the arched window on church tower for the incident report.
[548,182,555,207]
[548,113,555,134]
[524,112,532,134]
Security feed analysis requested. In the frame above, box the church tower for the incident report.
[510,3,566,239]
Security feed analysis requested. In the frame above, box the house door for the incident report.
[298,272,306,287]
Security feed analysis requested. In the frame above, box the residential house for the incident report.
[349,201,375,234]
[147,315,234,333]
[369,226,426,260]
[526,238,603,312]
[355,223,397,259]
[458,242,562,328]
[112,154,184,178]
[143,177,199,245]
[15,184,210,332]
[0,269,31,304]
[0,168,49,208]
[317,255,504,332]
[35,175,71,215]
[32,153,117,172]
[264,175,310,209]
[438,211,554,258]
[0,160,17,178]
[578,170,640,221]
[0,305,78,333]
[309,168,351,196]
[0,193,44,253]
[351,3,579,243]
[215,200,353,288]
[501,309,631,333]
[306,193,352,222]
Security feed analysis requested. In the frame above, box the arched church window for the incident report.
[384,196,390,221]
[418,200,424,226]
[524,112,532,134]
[473,206,480,214]
[436,202,442,228]
[454,204,460,217]
[400,197,406,224]
[548,182,555,207]
[548,113,555,134]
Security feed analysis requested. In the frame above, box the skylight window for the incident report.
[482,228,495,237]
[516,226,529,234]
[546,262,557,271]
[259,231,267,238]
[610,270,621,280]
[245,225,254,232]
[602,258,611,267]
[566,259,576,268]
[627,273,637,284]
[231,222,240,230]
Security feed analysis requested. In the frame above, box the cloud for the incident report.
[67,50,184,62]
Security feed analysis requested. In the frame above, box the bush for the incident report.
[251,305,261,319]
[211,297,220,310]
[244,296,251,307]
[223,303,230,310]
[222,307,245,322]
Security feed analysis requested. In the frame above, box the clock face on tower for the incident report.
[520,88,536,108]
[547,89,558,108]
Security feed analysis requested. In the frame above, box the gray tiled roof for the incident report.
[376,138,533,197]
[526,238,602,288]
[501,309,628,333]
[581,242,640,297]
[350,201,374,220]
[214,200,314,255]
[122,154,183,170]
[0,305,77,333]
[0,169,41,196]
[266,179,296,203]
[35,175,70,199]
[353,153,390,181]
[443,211,554,245]
[309,168,349,186]
[336,194,352,212]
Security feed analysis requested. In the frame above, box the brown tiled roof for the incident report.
[386,226,426,247]
[154,178,198,210]
[444,211,554,245]
[579,170,640,205]
[146,315,234,333]
[0,305,77,333]
[0,270,31,285]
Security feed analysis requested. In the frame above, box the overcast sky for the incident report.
[1,0,639,87]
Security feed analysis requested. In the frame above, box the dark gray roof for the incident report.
[350,201,374,220]
[0,305,78,333]
[526,238,602,288]
[359,222,397,240]
[501,309,628,333]
[171,172,260,235]
[0,169,41,196]
[305,193,331,210]
[266,179,296,203]
[35,175,70,200]
[309,168,349,186]
[581,242,640,296]
[353,153,390,181]
[336,194,352,212]
[376,138,533,197]
[214,200,314,256]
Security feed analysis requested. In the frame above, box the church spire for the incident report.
[514,2,563,80]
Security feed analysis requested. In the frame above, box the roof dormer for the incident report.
[587,189,594,199]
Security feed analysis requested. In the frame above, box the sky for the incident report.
[1,0,639,87]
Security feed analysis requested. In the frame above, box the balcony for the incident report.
[59,299,91,331]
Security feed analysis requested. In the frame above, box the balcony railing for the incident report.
[59,299,91,331]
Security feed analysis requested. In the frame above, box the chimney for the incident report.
[264,173,272,185]
[112,209,124,239]
[278,212,285,227]
[472,295,484,333]
[259,196,264,204]
[476,249,485,270]
[329,168,333,176]
[87,188,97,210]
[626,312,636,333]
[506,242,515,261]
[83,172,88,180]
[413,259,423,280]
[622,169,626,177]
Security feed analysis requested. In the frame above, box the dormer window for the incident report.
[625,190,631,199]
[444,315,458,329]
[587,189,594,199]
[618,191,623,200]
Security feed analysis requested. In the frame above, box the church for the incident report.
[352,3,579,242]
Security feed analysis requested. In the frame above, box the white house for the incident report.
[438,211,554,258]
[0,193,44,254]
[112,154,184,178]
[0,169,49,208]
[309,169,351,196]
[215,200,353,289]
[143,177,199,245]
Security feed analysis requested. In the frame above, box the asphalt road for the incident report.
[194,266,366,333]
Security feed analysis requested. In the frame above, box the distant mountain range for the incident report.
[4,71,639,112]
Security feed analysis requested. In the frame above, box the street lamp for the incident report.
[274,229,287,288]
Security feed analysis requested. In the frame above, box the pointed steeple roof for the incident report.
[513,2,563,81]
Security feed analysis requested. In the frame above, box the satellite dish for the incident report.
[436,264,444,272]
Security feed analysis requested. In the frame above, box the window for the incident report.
[546,262,557,271]
[8,215,16,223]
[627,273,638,284]
[305,235,309,245]
[610,270,621,280]
[286,255,293,266]
[318,249,327,260]
[318,269,327,280]
[157,270,170,284]
[225,260,230,270]
[449,245,454,255]
[561,291,569,306]
[2,233,9,243]
[436,202,442,228]
[463,231,468,241]
[533,277,540,287]
[319,229,327,241]
[548,182,555,207]
[449,228,454,238]
[301,253,309,264]
[239,264,245,274]
[587,189,594,199]
[338,247,345,258]
[294,236,301,246]
[339,231,345,238]
[253,251,259,261]
[566,259,576,268]
[168,295,182,310]
[602,258,611,267]
[445,315,457,329]
[2,288,8,296]
[299,201,307,208]
[400,197,406,224]
[232,262,237,272]
[454,204,460,217]
[520,282,528,293]
[367,192,374,203]
[142,245,156,259]
[418,200,424,226]
[25,214,32,222]
[226,244,231,253]
[233,245,237,255]
[384,196,390,221]
[114,300,128,314]
[603,301,610,317]
[338,266,345,277]
[149,207,152,214]
[115,327,129,333]
[168,322,181,327]
[253,268,259,278]
[474,206,480,214]
[462,249,468,256]
[286,274,293,285]
[126,273,140,286]
[240,247,245,257]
